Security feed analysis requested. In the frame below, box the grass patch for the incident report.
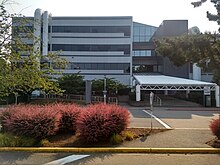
[0,133,36,147]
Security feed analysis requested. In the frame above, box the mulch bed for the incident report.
[206,137,220,148]
[43,128,167,147]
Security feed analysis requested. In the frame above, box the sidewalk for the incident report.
[119,103,218,148]
[120,129,215,148]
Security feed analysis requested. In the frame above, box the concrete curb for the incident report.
[0,147,220,154]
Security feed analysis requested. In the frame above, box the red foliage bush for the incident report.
[210,118,220,140]
[76,103,130,143]
[0,104,61,139]
[57,103,81,133]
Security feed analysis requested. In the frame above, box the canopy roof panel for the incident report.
[134,75,216,86]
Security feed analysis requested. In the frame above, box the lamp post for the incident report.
[103,75,107,104]
[150,92,154,130]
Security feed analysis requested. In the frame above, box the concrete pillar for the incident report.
[48,13,52,52]
[136,85,141,101]
[85,80,92,104]
[215,85,220,107]
[34,8,42,58]
[42,11,49,56]
[192,63,201,81]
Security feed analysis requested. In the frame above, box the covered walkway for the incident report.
[133,75,220,107]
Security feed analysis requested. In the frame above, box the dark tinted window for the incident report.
[52,44,130,54]
[52,26,131,36]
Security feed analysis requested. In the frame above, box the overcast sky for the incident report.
[5,0,219,32]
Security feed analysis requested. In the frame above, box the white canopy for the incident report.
[133,75,216,91]
[133,75,219,107]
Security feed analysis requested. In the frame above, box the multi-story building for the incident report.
[13,8,220,107]
[12,8,212,85]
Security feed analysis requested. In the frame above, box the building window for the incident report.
[52,26,131,36]
[52,44,130,54]
[67,63,130,73]
[133,50,152,56]
[133,65,156,73]
[133,22,157,42]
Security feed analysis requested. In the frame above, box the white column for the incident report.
[192,63,201,81]
[34,8,42,58]
[42,11,49,56]
[215,85,220,107]
[164,90,168,95]
[186,90,190,99]
[136,85,141,101]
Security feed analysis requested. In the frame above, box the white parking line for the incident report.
[143,110,172,129]
[43,155,90,165]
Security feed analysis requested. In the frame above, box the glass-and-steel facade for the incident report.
[133,22,157,42]
[132,22,159,74]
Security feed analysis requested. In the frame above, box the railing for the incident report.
[92,96,104,102]
[108,97,118,105]
[69,94,84,101]
[31,94,118,104]
[154,94,162,106]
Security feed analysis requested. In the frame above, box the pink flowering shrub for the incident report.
[0,104,61,139]
[57,103,81,133]
[76,103,130,143]
[210,118,220,140]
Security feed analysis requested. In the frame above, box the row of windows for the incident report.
[52,44,131,54]
[133,65,160,73]
[51,26,131,36]
[13,25,132,38]
[133,50,154,56]
[65,63,130,73]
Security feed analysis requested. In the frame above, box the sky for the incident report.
[5,0,219,33]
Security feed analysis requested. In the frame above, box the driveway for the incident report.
[126,105,220,129]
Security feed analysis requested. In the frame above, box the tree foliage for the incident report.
[0,0,66,100]
[154,1,220,85]
[57,73,85,95]
[92,78,127,96]
[192,0,220,29]
[155,33,220,84]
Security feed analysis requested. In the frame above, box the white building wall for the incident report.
[48,16,133,85]
[33,8,42,57]
[42,11,49,56]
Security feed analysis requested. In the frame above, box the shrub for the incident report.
[210,118,220,139]
[39,139,51,147]
[0,106,16,132]
[123,131,139,141]
[110,133,123,145]
[57,103,81,133]
[76,103,130,143]
[0,133,36,147]
[0,104,61,139]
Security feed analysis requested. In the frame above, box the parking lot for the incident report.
[127,106,220,129]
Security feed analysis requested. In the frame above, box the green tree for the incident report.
[92,78,127,96]
[154,1,220,84]
[155,33,220,84]
[57,73,85,95]
[0,0,66,102]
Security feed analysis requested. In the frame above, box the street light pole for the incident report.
[103,75,107,104]
[150,92,154,131]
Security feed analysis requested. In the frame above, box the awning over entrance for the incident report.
[133,75,219,107]
[134,75,216,91]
